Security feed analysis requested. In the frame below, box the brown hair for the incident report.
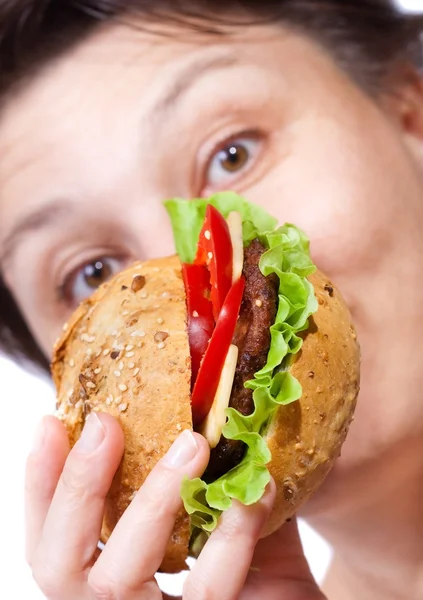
[0,0,422,371]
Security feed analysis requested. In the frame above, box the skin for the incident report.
[0,20,422,599]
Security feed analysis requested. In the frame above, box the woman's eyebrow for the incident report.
[151,52,239,118]
[0,199,72,268]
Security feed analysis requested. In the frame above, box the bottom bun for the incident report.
[53,258,359,572]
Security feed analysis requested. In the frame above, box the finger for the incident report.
[88,430,209,598]
[183,479,276,600]
[242,518,326,600]
[25,416,70,565]
[32,413,124,589]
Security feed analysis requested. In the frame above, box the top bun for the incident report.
[53,256,360,572]
[52,256,193,572]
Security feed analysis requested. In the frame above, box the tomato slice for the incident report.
[183,264,215,385]
[195,205,233,320]
[191,277,245,426]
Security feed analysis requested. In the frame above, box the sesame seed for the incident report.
[114,370,121,377]
[119,402,128,412]
[157,317,164,325]
[126,344,134,351]
[69,358,75,367]
[105,395,113,405]
[75,400,83,409]
[161,292,169,298]
[204,229,211,240]
[81,333,96,343]
[128,361,135,369]
[114,396,122,405]
[126,351,135,358]
[118,361,124,371]
[118,383,128,392]
[63,322,69,331]
[86,381,96,389]
[86,348,93,356]
[140,331,146,337]
[192,310,199,318]
[103,349,110,356]
[207,252,213,260]
[255,299,263,308]
[122,310,130,316]
[95,348,103,358]
[176,423,182,431]
[94,367,102,375]
[133,368,140,377]
[157,342,165,350]
[154,331,169,343]
[140,291,148,299]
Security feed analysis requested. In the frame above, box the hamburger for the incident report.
[52,193,360,572]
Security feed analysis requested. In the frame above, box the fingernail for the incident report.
[76,413,106,454]
[162,430,198,468]
[31,420,46,453]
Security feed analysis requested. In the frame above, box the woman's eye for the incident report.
[204,135,261,189]
[60,257,124,306]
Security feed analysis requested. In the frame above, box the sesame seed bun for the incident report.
[263,269,360,536]
[52,257,360,572]
[52,256,193,573]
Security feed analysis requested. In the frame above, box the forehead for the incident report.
[0,21,285,133]
[0,22,282,184]
[0,19,326,146]
[0,20,342,249]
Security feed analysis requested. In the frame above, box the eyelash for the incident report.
[56,254,127,307]
[199,129,264,192]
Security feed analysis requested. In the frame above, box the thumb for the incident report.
[241,518,327,599]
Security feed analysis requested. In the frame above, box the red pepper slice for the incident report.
[191,276,245,426]
[195,205,233,320]
[182,264,215,385]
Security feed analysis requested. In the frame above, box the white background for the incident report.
[0,0,421,597]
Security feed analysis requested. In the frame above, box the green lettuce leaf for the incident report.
[164,193,277,263]
[164,193,318,540]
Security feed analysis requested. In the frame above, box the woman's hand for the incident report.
[25,413,278,599]
[26,413,326,599]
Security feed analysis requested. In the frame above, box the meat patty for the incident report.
[204,239,279,482]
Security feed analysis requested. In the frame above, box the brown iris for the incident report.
[217,143,249,173]
[83,260,113,289]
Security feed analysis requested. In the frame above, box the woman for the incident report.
[0,1,422,598]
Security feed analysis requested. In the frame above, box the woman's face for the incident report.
[1,22,423,513]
